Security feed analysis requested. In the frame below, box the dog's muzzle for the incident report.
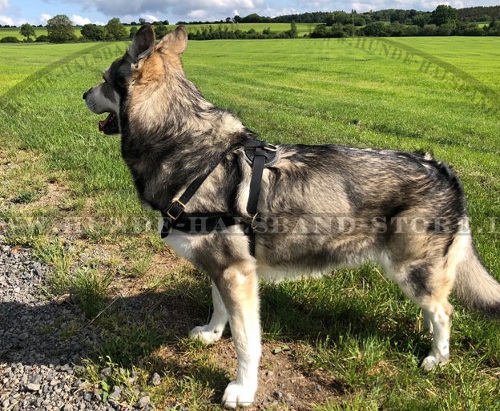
[83,87,120,135]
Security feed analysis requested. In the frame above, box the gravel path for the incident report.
[0,234,112,411]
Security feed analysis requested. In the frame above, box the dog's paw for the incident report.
[189,325,223,344]
[222,381,256,409]
[421,354,449,371]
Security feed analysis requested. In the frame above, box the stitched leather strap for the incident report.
[161,137,278,256]
[246,147,267,216]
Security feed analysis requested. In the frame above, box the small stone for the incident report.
[30,374,42,384]
[32,262,43,276]
[26,383,41,391]
[100,367,112,378]
[138,395,150,407]
[18,332,29,340]
[273,391,283,400]
[151,373,161,386]
[109,385,122,401]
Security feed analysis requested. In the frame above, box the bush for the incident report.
[36,35,50,42]
[405,25,421,36]
[436,23,454,35]
[421,24,438,35]
[461,26,485,35]
[363,22,389,36]
[0,36,19,43]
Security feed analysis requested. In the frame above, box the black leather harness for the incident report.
[160,138,277,256]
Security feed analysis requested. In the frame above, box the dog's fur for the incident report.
[84,25,500,408]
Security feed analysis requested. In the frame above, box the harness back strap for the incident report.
[244,138,278,215]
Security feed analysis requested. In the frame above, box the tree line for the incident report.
[311,6,500,38]
[183,5,500,25]
[2,5,499,44]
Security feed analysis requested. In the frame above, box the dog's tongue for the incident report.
[98,113,114,132]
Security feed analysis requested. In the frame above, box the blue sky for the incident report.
[1,0,499,26]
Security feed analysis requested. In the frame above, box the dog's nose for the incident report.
[83,89,90,100]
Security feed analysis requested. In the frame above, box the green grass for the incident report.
[1,37,499,409]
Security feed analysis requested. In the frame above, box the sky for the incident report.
[1,0,498,26]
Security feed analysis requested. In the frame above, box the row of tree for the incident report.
[10,16,171,43]
[311,19,500,38]
[182,5,500,26]
[308,6,500,37]
[5,6,500,44]
[187,22,299,40]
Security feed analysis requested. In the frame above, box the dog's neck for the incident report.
[119,74,248,211]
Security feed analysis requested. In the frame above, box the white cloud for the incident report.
[260,6,298,17]
[188,9,208,19]
[420,0,465,9]
[72,14,91,25]
[40,13,51,23]
[0,15,14,25]
[140,13,160,22]
[0,0,8,13]
[351,2,378,12]
[64,0,264,22]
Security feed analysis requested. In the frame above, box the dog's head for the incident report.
[83,25,188,135]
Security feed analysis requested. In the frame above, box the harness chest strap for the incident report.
[160,138,277,255]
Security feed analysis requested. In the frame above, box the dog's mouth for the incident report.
[98,112,119,135]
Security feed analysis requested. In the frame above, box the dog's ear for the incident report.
[158,26,188,55]
[128,25,156,63]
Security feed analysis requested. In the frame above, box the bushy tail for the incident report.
[453,221,500,318]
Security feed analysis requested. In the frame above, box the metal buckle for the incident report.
[264,143,277,152]
[166,199,186,221]
[251,213,259,231]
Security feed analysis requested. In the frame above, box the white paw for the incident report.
[189,325,223,344]
[222,381,256,409]
[421,354,449,371]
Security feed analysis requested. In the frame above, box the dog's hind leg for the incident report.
[389,260,454,370]
[419,299,453,370]
[190,282,229,344]
[422,308,434,334]
[216,261,261,408]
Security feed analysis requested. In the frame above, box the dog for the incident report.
[84,25,500,408]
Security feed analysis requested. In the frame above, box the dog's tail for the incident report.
[452,218,500,318]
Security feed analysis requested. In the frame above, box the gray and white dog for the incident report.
[84,25,500,408]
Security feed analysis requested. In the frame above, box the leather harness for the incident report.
[160,138,278,256]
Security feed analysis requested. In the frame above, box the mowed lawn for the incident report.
[0,37,499,410]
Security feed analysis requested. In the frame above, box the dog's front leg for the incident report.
[190,281,229,344]
[216,262,261,408]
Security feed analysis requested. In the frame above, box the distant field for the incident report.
[180,22,317,36]
[1,37,499,409]
[0,26,47,39]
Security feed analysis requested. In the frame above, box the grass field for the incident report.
[1,37,499,409]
